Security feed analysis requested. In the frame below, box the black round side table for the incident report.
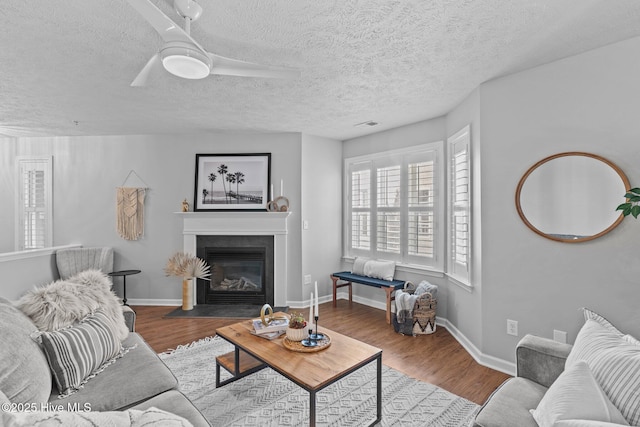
[108,269,141,306]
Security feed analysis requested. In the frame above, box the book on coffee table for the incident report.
[250,330,285,340]
[252,318,288,335]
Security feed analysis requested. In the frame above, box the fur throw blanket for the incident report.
[17,270,129,341]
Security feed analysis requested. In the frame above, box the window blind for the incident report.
[344,143,443,270]
[16,157,52,250]
[448,126,471,283]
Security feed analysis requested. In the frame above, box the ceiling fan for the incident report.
[126,0,300,86]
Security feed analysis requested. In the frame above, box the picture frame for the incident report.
[194,153,271,211]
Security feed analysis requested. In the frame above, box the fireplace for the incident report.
[180,211,289,307]
[204,247,266,305]
[196,235,274,306]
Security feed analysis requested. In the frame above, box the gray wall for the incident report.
[0,132,315,304]
[301,135,343,306]
[0,142,17,253]
[0,251,61,299]
[478,35,640,362]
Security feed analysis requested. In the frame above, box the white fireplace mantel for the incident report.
[177,211,290,306]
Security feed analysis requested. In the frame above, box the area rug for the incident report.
[159,336,479,426]
[164,305,289,319]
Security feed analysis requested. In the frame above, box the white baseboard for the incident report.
[332,291,516,376]
[131,297,332,308]
[285,294,333,309]
[439,318,515,375]
[127,298,181,306]
[132,292,516,376]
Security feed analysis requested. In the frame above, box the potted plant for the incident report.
[165,252,211,311]
[286,311,308,341]
[617,188,640,218]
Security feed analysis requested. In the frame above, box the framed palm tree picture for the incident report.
[194,153,271,211]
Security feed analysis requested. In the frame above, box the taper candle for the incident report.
[270,184,274,201]
[280,179,283,197]
[309,292,314,324]
[314,281,319,315]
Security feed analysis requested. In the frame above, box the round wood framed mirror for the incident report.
[515,152,629,243]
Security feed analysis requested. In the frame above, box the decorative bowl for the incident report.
[286,327,308,342]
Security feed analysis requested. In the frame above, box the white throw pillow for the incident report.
[351,257,370,276]
[363,260,396,281]
[530,361,629,427]
[566,309,640,426]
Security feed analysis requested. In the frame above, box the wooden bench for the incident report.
[330,272,406,324]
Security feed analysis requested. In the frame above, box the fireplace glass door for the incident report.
[205,247,266,305]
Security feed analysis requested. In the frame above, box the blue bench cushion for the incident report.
[332,272,405,289]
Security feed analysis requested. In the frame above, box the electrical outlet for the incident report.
[507,319,518,336]
[303,220,309,230]
[553,329,567,343]
[304,274,312,285]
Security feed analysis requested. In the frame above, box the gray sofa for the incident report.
[0,296,210,426]
[473,334,572,427]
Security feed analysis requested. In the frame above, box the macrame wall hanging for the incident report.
[116,170,148,241]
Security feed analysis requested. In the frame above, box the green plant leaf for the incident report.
[624,206,632,216]
[632,205,640,218]
[630,187,640,194]
[617,203,631,211]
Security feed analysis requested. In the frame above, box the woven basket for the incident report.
[412,293,436,335]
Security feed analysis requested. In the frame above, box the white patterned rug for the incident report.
[159,336,479,427]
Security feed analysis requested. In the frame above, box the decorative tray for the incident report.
[282,334,331,353]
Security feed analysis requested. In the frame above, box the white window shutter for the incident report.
[15,157,52,250]
[448,126,471,283]
[344,142,444,271]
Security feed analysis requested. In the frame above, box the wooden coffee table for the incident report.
[215,316,382,427]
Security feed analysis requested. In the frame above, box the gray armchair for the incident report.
[54,247,135,331]
[55,247,114,280]
[473,335,573,427]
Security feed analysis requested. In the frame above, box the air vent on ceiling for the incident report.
[354,120,379,127]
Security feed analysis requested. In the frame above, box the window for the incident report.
[448,126,471,284]
[345,143,444,271]
[15,157,52,251]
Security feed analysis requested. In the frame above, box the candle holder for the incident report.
[301,328,318,347]
[309,315,325,341]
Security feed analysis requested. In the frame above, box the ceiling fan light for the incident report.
[160,45,210,79]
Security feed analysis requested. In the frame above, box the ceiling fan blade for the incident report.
[208,52,300,79]
[131,53,161,87]
[125,0,207,53]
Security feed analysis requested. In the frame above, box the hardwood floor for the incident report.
[132,300,510,405]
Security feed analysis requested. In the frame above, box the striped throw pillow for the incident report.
[566,309,640,426]
[40,310,123,396]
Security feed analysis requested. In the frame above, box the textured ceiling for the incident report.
[2,0,640,140]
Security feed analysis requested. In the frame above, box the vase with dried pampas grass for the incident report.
[164,252,211,311]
